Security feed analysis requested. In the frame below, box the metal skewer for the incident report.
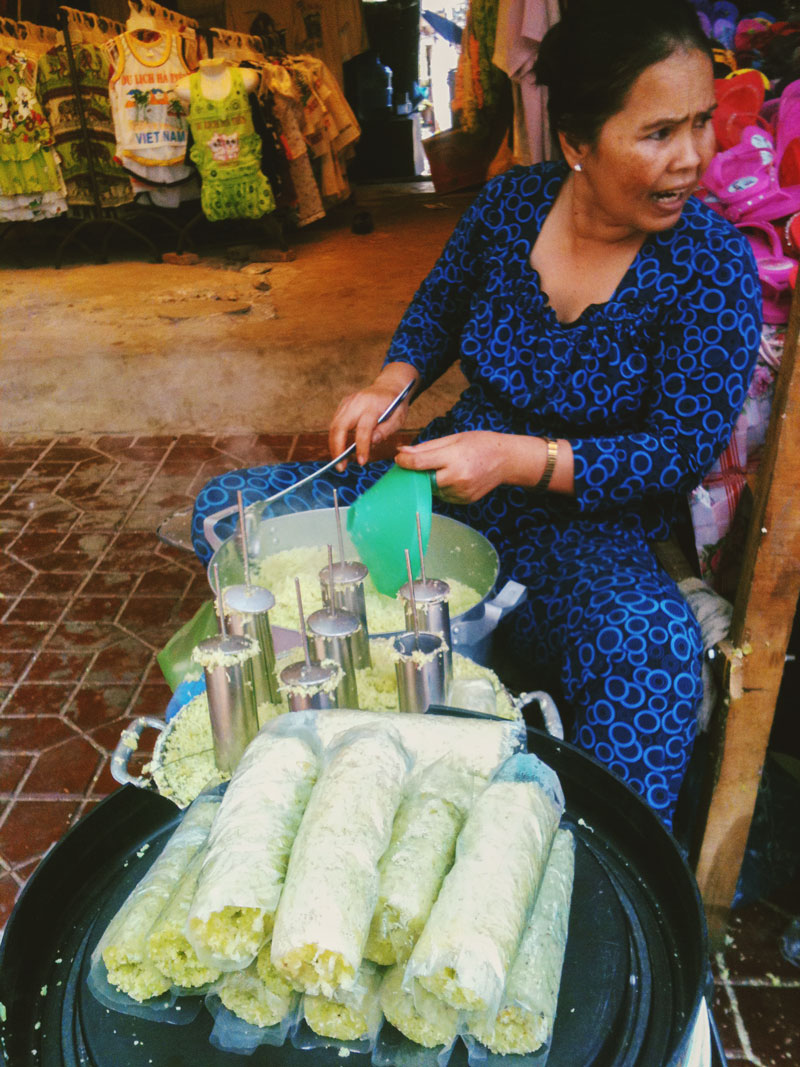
[213,563,227,636]
[296,577,312,673]
[236,490,251,589]
[334,490,346,571]
[328,544,336,615]
[405,549,420,652]
[417,512,427,585]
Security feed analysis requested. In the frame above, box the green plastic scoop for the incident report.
[346,464,433,596]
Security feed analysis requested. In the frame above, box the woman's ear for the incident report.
[558,130,587,173]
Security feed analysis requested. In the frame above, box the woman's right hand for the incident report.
[329,363,419,469]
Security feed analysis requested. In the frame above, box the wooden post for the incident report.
[694,290,800,944]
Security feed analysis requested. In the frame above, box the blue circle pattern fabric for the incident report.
[192,162,762,827]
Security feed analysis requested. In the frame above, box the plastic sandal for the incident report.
[713,70,766,148]
[701,126,800,223]
[775,78,800,187]
[736,220,797,322]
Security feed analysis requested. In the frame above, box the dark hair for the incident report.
[534,0,713,147]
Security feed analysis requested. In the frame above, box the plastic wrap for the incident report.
[270,727,411,997]
[293,708,525,779]
[468,828,575,1056]
[300,960,384,1049]
[380,962,459,1050]
[205,955,298,1054]
[146,849,221,991]
[212,960,298,1028]
[405,754,564,1017]
[365,761,478,966]
[206,996,296,1055]
[186,721,320,971]
[91,793,220,1003]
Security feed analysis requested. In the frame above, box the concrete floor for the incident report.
[1,183,470,436]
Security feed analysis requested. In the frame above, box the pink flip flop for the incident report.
[700,126,800,224]
[775,78,800,187]
[736,220,797,322]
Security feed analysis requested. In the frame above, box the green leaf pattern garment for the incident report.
[187,68,275,222]
[0,47,66,213]
[37,44,133,207]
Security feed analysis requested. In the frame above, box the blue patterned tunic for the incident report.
[192,162,761,826]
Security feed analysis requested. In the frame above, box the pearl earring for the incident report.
[573,163,582,172]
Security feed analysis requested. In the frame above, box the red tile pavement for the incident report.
[0,430,797,1067]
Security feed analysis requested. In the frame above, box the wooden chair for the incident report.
[690,286,800,945]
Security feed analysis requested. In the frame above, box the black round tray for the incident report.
[0,729,707,1067]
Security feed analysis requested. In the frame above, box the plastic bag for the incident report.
[157,599,218,691]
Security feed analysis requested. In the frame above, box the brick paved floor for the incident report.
[1,432,798,1064]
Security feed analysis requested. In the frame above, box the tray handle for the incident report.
[110,716,168,789]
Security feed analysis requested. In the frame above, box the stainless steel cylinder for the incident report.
[193,634,259,775]
[223,584,279,706]
[307,607,361,709]
[320,560,371,667]
[393,631,448,713]
[399,578,452,677]
[279,660,339,712]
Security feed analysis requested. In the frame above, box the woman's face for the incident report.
[569,47,717,237]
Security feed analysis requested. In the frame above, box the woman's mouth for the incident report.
[651,188,690,208]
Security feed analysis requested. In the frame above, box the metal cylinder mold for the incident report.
[279,660,340,713]
[320,560,371,668]
[307,606,361,709]
[223,583,279,707]
[392,631,449,714]
[193,634,260,775]
[399,577,452,676]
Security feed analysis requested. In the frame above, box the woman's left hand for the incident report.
[395,432,512,503]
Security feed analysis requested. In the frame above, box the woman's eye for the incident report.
[648,127,671,142]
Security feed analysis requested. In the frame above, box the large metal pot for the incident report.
[208,507,526,666]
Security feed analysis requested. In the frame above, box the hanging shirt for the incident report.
[37,43,132,207]
[108,30,192,183]
[187,67,275,222]
[0,46,67,220]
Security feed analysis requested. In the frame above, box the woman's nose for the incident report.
[672,128,705,173]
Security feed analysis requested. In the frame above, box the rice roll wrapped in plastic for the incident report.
[365,760,477,966]
[271,727,410,997]
[303,960,384,1042]
[146,849,220,989]
[406,753,564,1017]
[214,959,298,1028]
[95,794,220,1001]
[469,828,575,1054]
[380,963,458,1049]
[256,941,296,999]
[187,722,320,970]
[293,709,525,779]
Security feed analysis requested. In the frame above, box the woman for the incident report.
[192,0,761,827]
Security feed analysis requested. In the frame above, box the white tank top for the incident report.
[109,31,192,183]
